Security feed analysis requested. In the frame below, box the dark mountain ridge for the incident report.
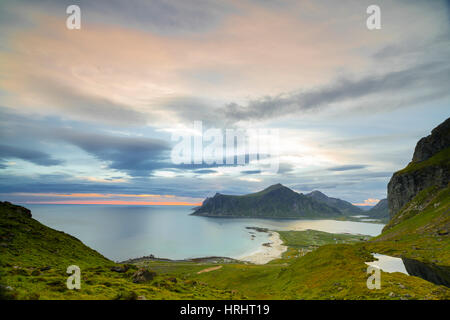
[306,190,363,215]
[366,198,389,220]
[192,184,359,218]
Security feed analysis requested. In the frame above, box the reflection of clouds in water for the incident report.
[365,254,408,274]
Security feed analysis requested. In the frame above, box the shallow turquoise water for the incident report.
[25,204,385,262]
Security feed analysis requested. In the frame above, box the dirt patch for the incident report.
[196,266,223,274]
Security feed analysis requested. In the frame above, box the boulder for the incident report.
[132,268,156,283]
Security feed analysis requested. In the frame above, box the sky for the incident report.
[0,0,449,206]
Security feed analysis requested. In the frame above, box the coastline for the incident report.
[238,231,287,264]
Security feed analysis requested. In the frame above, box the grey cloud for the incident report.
[241,170,261,175]
[223,61,450,122]
[372,34,450,60]
[0,144,63,166]
[30,77,147,126]
[328,164,368,171]
[10,0,235,35]
[194,169,217,174]
[55,129,171,177]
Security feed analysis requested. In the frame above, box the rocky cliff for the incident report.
[387,118,450,218]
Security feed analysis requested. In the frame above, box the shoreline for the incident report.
[237,231,288,264]
[122,231,288,265]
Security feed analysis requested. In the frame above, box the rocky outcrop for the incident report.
[132,268,156,283]
[402,258,450,288]
[0,201,31,219]
[387,118,450,219]
[412,118,450,162]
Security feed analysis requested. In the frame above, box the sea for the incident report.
[24,204,385,262]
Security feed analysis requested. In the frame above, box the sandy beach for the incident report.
[238,231,287,264]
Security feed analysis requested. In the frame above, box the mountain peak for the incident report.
[306,190,363,214]
[309,190,327,197]
[412,117,450,163]
[263,183,285,191]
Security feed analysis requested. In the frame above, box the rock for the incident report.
[31,269,41,276]
[132,268,156,283]
[387,118,450,218]
[398,284,406,289]
[137,295,147,300]
[412,118,450,163]
[0,285,13,291]
[168,277,177,283]
[388,292,396,297]
[110,265,129,273]
[402,258,450,287]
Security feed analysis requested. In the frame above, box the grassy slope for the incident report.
[366,185,450,265]
[0,203,238,300]
[1,201,449,300]
[185,244,449,300]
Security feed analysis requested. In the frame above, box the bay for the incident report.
[25,204,385,262]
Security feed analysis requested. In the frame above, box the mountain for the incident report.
[191,184,342,218]
[388,118,450,218]
[366,198,389,220]
[306,190,363,215]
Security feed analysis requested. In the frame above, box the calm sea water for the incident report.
[25,205,385,262]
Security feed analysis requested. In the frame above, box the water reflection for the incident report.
[365,253,408,274]
[366,253,450,288]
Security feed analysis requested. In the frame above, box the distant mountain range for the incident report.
[192,184,364,219]
[366,198,389,219]
[305,190,363,215]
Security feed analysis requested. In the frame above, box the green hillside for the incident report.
[367,185,450,265]
[0,202,239,300]
[1,200,449,300]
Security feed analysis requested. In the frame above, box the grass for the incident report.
[396,147,450,175]
[1,200,449,300]
[365,185,450,265]
[279,229,370,249]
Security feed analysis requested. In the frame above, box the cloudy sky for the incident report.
[0,0,449,206]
